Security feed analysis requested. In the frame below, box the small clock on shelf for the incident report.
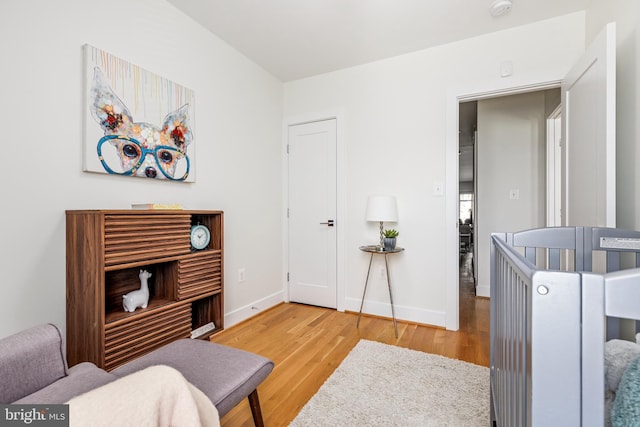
[190,224,210,250]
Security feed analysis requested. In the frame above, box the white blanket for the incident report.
[67,365,220,427]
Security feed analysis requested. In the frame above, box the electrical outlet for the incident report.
[238,268,246,283]
[433,181,444,196]
[500,60,513,77]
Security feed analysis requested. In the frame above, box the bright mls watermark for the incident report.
[0,405,68,426]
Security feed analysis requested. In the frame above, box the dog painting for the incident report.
[83,45,195,182]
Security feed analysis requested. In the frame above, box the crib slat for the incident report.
[607,251,621,272]
[548,248,560,270]
[525,247,536,265]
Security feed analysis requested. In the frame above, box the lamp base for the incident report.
[379,221,384,247]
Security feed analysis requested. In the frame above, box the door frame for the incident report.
[282,109,346,311]
[546,105,562,227]
[445,79,561,331]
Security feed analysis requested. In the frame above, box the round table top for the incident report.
[359,245,405,254]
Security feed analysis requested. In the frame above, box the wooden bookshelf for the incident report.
[66,209,224,371]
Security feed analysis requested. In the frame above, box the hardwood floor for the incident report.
[211,252,488,426]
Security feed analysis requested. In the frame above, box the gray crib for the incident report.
[490,226,640,426]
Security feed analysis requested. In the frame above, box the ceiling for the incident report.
[167,0,589,82]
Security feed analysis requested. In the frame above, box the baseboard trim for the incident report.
[344,297,446,328]
[224,291,284,328]
[476,285,490,298]
[224,293,449,329]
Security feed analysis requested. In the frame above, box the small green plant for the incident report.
[383,229,399,238]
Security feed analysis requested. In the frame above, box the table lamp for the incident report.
[366,195,398,247]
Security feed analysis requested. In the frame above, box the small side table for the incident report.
[357,245,405,338]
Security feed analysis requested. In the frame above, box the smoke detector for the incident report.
[490,0,512,17]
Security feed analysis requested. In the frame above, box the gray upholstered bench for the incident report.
[112,339,274,426]
[0,324,274,427]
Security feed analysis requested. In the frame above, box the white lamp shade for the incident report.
[366,196,398,222]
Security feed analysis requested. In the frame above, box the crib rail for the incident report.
[490,236,533,426]
[504,226,640,339]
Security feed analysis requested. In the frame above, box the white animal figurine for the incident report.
[123,269,152,312]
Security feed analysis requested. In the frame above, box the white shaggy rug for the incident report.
[289,340,489,427]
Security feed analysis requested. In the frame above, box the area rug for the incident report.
[289,339,489,427]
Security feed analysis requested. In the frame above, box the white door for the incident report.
[562,23,616,228]
[288,119,337,308]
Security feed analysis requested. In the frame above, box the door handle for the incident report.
[320,220,335,227]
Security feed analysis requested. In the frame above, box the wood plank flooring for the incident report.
[211,252,488,427]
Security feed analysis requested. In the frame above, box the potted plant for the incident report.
[383,229,399,250]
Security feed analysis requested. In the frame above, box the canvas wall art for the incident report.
[83,44,196,182]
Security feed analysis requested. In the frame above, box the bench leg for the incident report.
[248,389,264,427]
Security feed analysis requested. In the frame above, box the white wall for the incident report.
[476,92,548,295]
[0,0,283,338]
[284,13,585,327]
[585,1,640,231]
[3,3,617,337]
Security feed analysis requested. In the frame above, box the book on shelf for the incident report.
[190,322,216,338]
[131,203,183,210]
